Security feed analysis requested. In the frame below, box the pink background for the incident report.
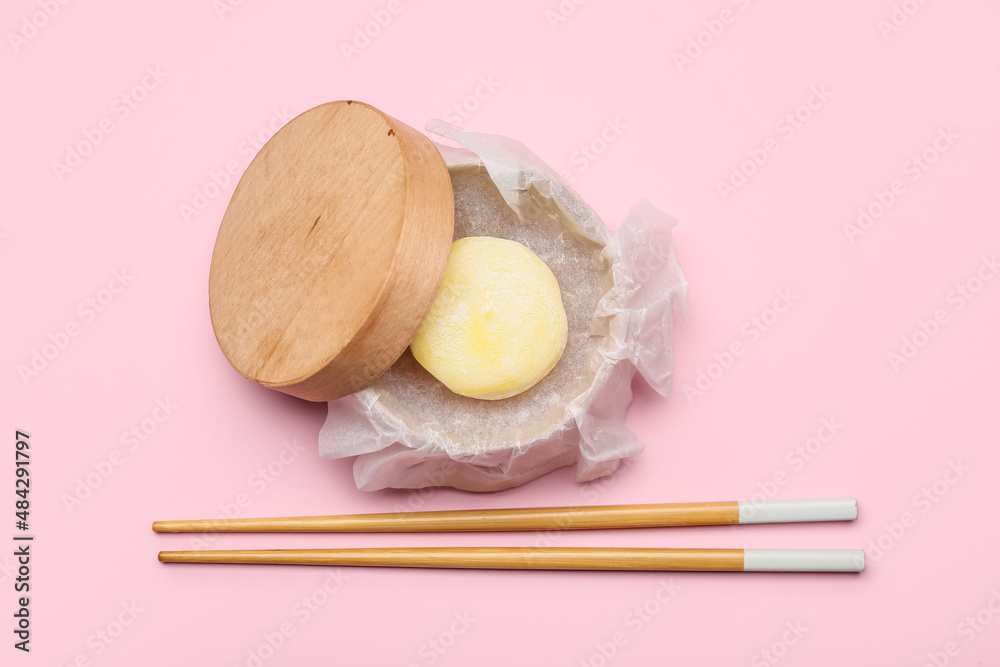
[4,0,1000,664]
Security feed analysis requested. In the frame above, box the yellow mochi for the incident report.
[410,237,568,400]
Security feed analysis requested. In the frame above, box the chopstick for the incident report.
[157,547,866,572]
[154,500,863,573]
[152,498,857,533]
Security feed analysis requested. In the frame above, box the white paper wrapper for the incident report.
[319,121,688,491]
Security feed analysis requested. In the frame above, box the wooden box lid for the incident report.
[209,101,455,401]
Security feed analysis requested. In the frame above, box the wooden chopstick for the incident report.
[152,498,857,533]
[157,547,865,572]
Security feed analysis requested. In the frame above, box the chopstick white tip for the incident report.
[744,549,865,572]
[738,498,858,524]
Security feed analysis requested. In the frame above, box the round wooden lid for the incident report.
[209,101,455,401]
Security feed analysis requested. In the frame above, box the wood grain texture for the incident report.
[158,547,746,571]
[152,502,741,533]
[209,100,454,401]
